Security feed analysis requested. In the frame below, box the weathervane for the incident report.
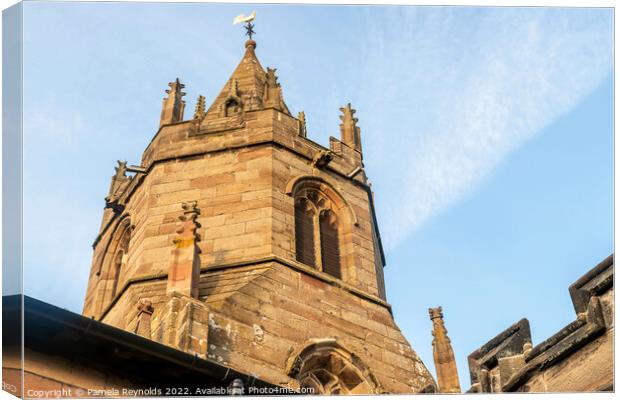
[233,11,257,40]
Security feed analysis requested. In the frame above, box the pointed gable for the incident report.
[202,39,290,122]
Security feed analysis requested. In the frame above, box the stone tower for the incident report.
[429,307,461,393]
[82,37,435,394]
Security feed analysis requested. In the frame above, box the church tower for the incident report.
[82,36,435,394]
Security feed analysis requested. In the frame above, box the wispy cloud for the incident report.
[359,8,613,247]
[20,5,612,310]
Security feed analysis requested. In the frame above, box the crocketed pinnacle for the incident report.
[429,306,461,393]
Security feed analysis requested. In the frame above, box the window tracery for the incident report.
[294,188,341,279]
[98,219,132,313]
[289,341,380,395]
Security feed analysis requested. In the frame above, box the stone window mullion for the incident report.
[313,212,323,272]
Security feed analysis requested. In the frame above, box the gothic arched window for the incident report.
[294,190,341,279]
[295,197,316,268]
[319,210,341,279]
[99,220,131,312]
[288,341,381,395]
[110,250,123,298]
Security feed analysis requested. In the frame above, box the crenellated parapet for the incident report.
[467,254,614,393]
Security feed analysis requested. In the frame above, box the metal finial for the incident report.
[245,21,255,40]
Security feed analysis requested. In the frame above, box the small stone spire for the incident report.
[263,67,284,111]
[203,27,290,121]
[429,306,461,393]
[135,299,154,339]
[167,201,201,298]
[193,95,206,120]
[339,103,362,152]
[106,160,130,201]
[298,111,307,138]
[160,78,186,127]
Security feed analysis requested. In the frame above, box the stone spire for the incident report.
[263,67,285,111]
[429,307,461,393]
[193,95,206,120]
[167,201,201,298]
[107,160,129,198]
[339,103,362,152]
[203,39,291,121]
[298,111,307,138]
[134,299,154,339]
[159,78,186,127]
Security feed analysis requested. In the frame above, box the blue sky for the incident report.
[19,2,612,388]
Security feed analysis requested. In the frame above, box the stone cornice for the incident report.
[98,255,392,321]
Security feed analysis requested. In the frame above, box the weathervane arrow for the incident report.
[233,11,257,40]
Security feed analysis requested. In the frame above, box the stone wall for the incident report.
[81,39,434,394]
[96,261,435,393]
[467,254,614,393]
[85,111,382,318]
[201,261,432,392]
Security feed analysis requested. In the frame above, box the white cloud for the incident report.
[19,6,612,307]
[360,8,613,247]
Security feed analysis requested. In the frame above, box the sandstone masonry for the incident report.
[81,38,436,394]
